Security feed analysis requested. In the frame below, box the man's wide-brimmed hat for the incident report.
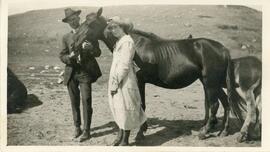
[62,8,81,23]
[107,16,134,32]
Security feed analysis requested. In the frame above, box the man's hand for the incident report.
[82,40,93,50]
[68,51,76,58]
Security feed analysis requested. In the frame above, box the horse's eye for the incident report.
[88,24,93,28]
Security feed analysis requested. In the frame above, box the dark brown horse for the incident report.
[188,34,262,142]
[73,8,246,141]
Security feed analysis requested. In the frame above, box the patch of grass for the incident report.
[217,24,239,30]
[197,15,213,18]
[243,27,259,32]
[230,36,239,41]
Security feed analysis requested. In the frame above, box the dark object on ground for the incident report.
[7,68,28,113]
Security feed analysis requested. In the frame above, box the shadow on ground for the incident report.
[90,121,118,138]
[89,117,252,146]
[132,117,246,146]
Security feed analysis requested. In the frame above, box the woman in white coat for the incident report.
[106,16,147,146]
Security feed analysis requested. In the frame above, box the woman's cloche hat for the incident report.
[107,16,134,32]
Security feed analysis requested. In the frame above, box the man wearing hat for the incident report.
[59,8,102,142]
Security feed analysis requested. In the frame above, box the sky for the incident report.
[7,0,262,15]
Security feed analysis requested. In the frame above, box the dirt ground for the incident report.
[7,58,261,147]
[7,5,261,147]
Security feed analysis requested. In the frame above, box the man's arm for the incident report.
[59,36,75,65]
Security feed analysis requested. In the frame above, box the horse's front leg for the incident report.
[135,71,148,142]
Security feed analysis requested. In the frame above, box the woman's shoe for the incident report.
[111,129,123,146]
[119,130,130,146]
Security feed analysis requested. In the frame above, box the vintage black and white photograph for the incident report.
[2,0,267,150]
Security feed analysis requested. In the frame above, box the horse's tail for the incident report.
[225,51,246,123]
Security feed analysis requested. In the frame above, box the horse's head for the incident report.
[73,8,107,48]
[74,8,117,52]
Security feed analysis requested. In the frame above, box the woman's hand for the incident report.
[111,78,118,96]
[111,89,118,96]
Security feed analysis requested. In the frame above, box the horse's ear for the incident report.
[97,7,103,17]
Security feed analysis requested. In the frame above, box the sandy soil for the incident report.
[7,63,260,146]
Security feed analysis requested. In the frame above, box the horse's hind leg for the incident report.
[135,71,147,142]
[202,85,219,128]
[200,80,219,128]
[217,88,230,137]
[199,86,219,140]
[209,101,219,127]
[254,94,261,138]
[253,82,261,139]
[237,88,257,142]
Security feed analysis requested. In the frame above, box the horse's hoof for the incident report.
[219,130,229,137]
[198,132,207,140]
[142,122,148,132]
[237,132,248,143]
[198,126,209,140]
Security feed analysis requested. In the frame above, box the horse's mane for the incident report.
[131,29,164,42]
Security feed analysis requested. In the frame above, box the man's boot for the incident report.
[74,127,82,138]
[79,130,90,142]
[79,103,92,142]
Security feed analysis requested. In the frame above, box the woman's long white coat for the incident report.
[108,35,147,130]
